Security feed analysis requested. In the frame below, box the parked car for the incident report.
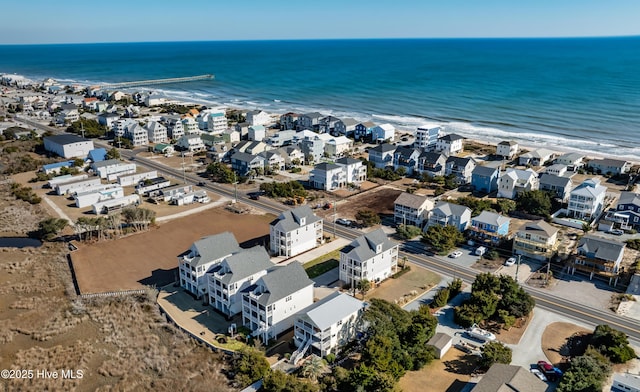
[607,229,624,236]
[449,251,463,259]
[197,181,206,187]
[538,360,563,377]
[504,257,517,266]
[336,218,353,226]
[530,368,547,382]
[475,246,487,256]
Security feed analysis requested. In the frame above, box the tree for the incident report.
[495,199,516,214]
[67,118,107,138]
[206,162,236,183]
[356,279,372,299]
[430,287,450,308]
[516,190,552,217]
[479,341,512,369]
[73,158,85,167]
[301,355,326,382]
[590,324,637,363]
[557,351,611,392]
[396,224,422,239]
[421,225,464,254]
[263,370,319,392]
[34,218,68,241]
[106,147,120,160]
[456,196,494,217]
[230,347,270,387]
[355,209,381,227]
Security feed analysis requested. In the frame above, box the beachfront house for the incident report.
[298,112,324,131]
[246,110,271,127]
[539,173,573,202]
[587,158,631,175]
[280,112,300,130]
[145,120,168,144]
[354,121,376,141]
[471,165,499,193]
[231,152,266,176]
[43,134,95,159]
[293,292,367,359]
[334,118,358,136]
[545,163,568,177]
[417,152,447,177]
[207,246,273,317]
[339,228,399,287]
[497,168,539,200]
[469,211,511,244]
[248,125,266,142]
[368,143,396,169]
[175,134,205,153]
[242,262,314,343]
[496,140,519,159]
[518,148,556,166]
[270,205,323,258]
[394,192,434,228]
[567,178,607,221]
[178,232,241,298]
[603,192,640,231]
[393,147,420,175]
[572,235,625,281]
[435,133,465,155]
[445,156,476,184]
[426,202,472,232]
[371,123,395,142]
[319,115,342,134]
[555,152,585,170]
[513,220,559,262]
[414,126,440,150]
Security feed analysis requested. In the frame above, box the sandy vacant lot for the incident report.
[71,207,275,294]
[399,348,480,392]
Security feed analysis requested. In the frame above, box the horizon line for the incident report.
[1,34,639,46]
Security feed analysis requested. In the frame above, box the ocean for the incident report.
[1,38,639,158]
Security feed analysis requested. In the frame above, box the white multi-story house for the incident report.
[555,152,585,170]
[112,118,137,138]
[518,148,556,166]
[246,110,271,127]
[165,116,185,140]
[270,205,323,257]
[335,157,367,184]
[293,292,367,358]
[248,125,266,141]
[567,178,607,221]
[125,123,149,147]
[587,158,631,175]
[339,228,399,287]
[445,156,476,184]
[258,151,286,172]
[178,232,241,298]
[298,112,324,131]
[426,202,472,232]
[207,246,273,317]
[496,140,519,159]
[435,134,464,155]
[182,117,199,134]
[242,262,314,342]
[325,136,353,159]
[539,173,573,202]
[414,126,440,150]
[145,120,168,144]
[497,168,539,199]
[368,143,396,169]
[394,192,434,228]
[513,220,559,261]
[206,110,228,133]
[176,134,205,153]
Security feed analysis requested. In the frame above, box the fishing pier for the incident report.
[101,74,214,89]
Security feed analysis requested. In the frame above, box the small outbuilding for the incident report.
[427,332,453,359]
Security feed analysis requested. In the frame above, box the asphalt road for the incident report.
[18,115,640,346]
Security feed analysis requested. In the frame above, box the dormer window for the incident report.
[376,244,382,253]
[300,217,306,226]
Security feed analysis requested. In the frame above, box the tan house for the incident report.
[512,220,559,261]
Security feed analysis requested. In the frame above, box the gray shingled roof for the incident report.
[248,262,313,306]
[427,332,452,351]
[498,140,518,146]
[520,220,558,237]
[210,246,273,285]
[271,205,321,232]
[439,133,465,142]
[539,173,571,188]
[619,192,640,207]
[370,143,396,153]
[433,201,471,217]
[419,151,446,164]
[473,211,510,227]
[589,158,629,168]
[394,192,430,210]
[472,165,498,176]
[578,235,625,261]
[314,162,342,171]
[231,151,259,163]
[446,156,473,166]
[341,228,397,262]
[189,232,240,268]
[297,292,365,331]
[472,363,546,392]
[336,157,361,165]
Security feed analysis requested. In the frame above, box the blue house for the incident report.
[88,148,107,163]
[470,211,511,243]
[354,121,376,141]
[471,166,499,193]
[393,147,420,175]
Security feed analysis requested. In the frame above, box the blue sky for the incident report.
[1,0,639,44]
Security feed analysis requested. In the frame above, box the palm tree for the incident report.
[301,355,326,382]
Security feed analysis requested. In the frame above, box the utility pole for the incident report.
[515,254,521,283]
[181,152,187,185]
[333,199,337,239]
[233,171,238,203]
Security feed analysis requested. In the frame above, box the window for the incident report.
[337,320,343,326]
[286,295,292,302]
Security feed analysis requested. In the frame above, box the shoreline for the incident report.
[2,73,639,162]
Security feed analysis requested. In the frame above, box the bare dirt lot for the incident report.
[365,264,441,306]
[399,348,480,392]
[71,207,275,294]
[541,322,591,365]
[317,186,402,221]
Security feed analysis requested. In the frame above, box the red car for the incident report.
[537,361,554,373]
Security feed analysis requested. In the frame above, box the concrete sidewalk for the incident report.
[274,237,350,266]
